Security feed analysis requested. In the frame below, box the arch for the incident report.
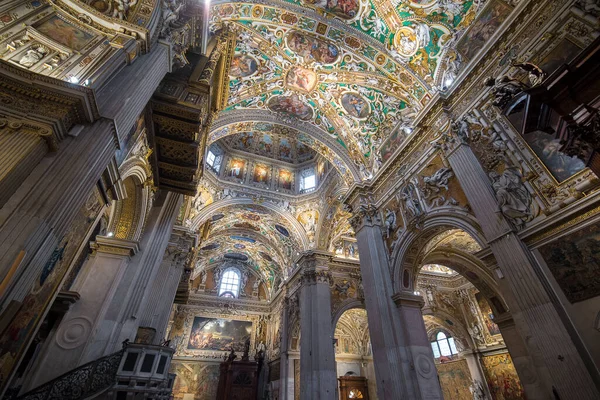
[332,299,366,333]
[190,197,311,251]
[390,209,487,291]
[106,173,149,242]
[209,109,362,183]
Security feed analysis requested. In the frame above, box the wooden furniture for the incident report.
[338,376,369,400]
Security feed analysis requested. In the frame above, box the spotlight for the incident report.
[69,76,80,84]
[107,232,114,237]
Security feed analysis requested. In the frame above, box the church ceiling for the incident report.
[196,203,303,284]
[219,126,318,164]
[209,0,487,178]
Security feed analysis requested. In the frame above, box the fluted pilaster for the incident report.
[446,139,600,399]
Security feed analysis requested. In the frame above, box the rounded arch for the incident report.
[390,209,487,291]
[106,171,149,242]
[331,300,366,334]
[190,197,311,251]
[422,309,475,350]
[209,109,362,183]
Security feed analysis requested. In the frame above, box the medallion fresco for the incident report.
[230,53,259,77]
[268,95,314,120]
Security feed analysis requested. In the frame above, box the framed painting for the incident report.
[538,221,600,303]
[537,38,582,75]
[456,0,513,60]
[187,317,253,352]
[228,158,245,179]
[436,359,473,400]
[35,14,95,51]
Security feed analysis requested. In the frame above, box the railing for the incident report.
[16,349,124,400]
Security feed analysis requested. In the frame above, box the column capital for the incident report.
[92,236,139,257]
[348,203,382,233]
[298,252,332,286]
[392,291,425,309]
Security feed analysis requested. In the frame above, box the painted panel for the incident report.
[481,353,525,400]
[188,317,253,352]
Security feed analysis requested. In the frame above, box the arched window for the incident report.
[219,268,241,298]
[430,331,458,358]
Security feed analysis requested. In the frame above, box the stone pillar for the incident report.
[461,351,491,399]
[298,252,336,400]
[24,236,139,389]
[278,294,291,400]
[350,201,441,399]
[443,130,600,398]
[493,314,548,399]
[0,118,116,307]
[138,226,195,343]
[392,292,443,399]
[102,191,184,353]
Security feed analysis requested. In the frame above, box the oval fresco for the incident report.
[302,0,361,20]
[286,66,317,92]
[259,251,273,262]
[230,54,258,77]
[231,235,257,243]
[234,243,246,249]
[394,27,419,58]
[268,95,313,121]
[275,224,290,237]
[201,243,220,251]
[341,92,370,119]
[224,252,249,261]
[286,31,339,64]
[242,213,261,221]
[234,222,260,231]
[211,213,225,221]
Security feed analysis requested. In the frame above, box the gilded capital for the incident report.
[348,203,382,232]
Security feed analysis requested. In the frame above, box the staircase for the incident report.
[13,343,176,400]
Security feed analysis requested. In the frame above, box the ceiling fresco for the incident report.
[219,126,318,164]
[196,203,305,286]
[209,0,494,178]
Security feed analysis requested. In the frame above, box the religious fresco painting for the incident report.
[228,158,245,179]
[279,138,292,161]
[286,66,318,92]
[436,359,473,400]
[279,170,293,190]
[481,353,525,400]
[171,361,220,400]
[341,92,370,119]
[302,0,361,20]
[187,317,252,352]
[538,38,582,75]
[523,130,585,182]
[257,134,273,154]
[538,222,600,303]
[230,54,258,77]
[475,292,501,336]
[456,0,512,60]
[268,95,314,120]
[35,15,95,51]
[253,164,269,184]
[286,31,340,64]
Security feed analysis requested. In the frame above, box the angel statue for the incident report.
[484,75,528,109]
[512,62,546,87]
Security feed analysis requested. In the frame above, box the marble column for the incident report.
[444,133,600,398]
[0,118,116,307]
[101,191,184,354]
[298,252,337,400]
[350,203,441,399]
[138,226,195,344]
[392,292,444,399]
[23,236,139,389]
[278,294,291,400]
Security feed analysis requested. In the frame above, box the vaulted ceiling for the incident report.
[209,0,484,180]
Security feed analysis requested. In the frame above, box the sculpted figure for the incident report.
[383,208,396,238]
[489,167,532,228]
[485,75,527,108]
[423,167,454,192]
[19,48,45,68]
